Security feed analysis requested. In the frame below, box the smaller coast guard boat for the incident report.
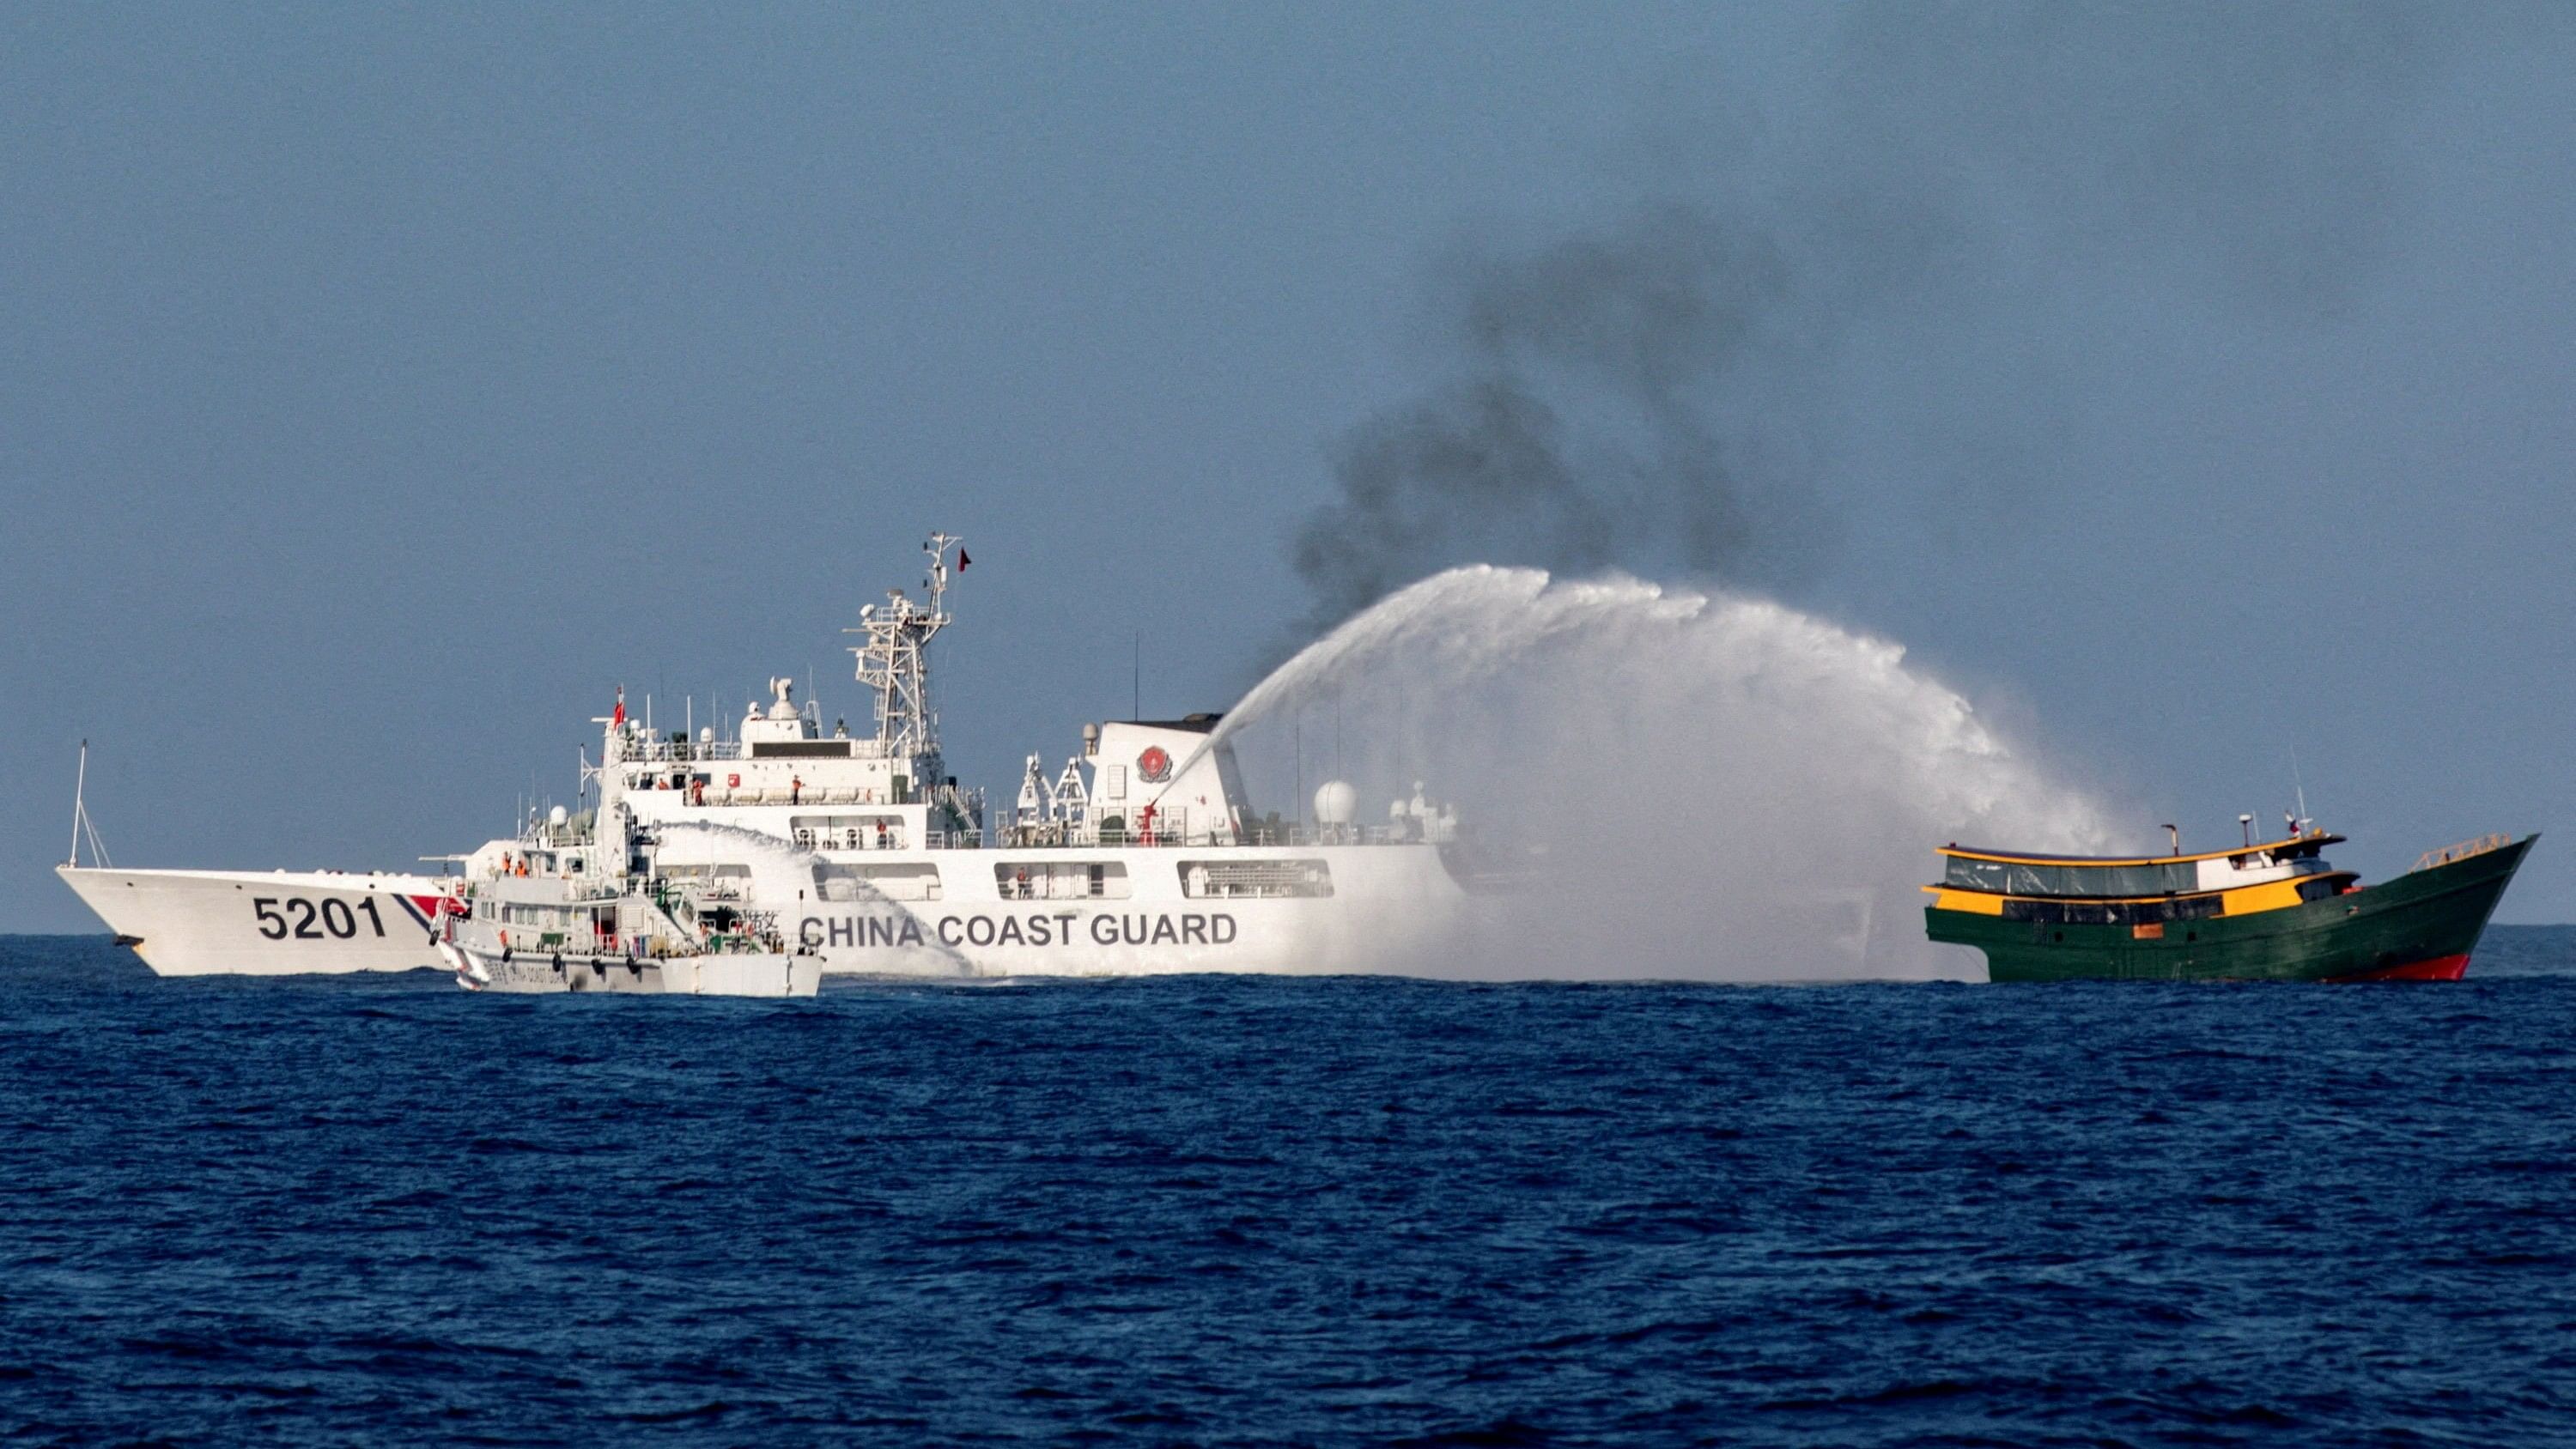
[1923,824,2536,982]
[438,933,820,997]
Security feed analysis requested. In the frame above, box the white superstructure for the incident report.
[65,533,1475,981]
[441,534,1470,981]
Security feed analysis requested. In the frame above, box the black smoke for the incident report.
[1294,206,1818,627]
[1291,3,2440,630]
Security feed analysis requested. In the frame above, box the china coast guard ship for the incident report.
[63,535,1472,986]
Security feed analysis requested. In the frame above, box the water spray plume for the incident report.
[1221,567,2114,981]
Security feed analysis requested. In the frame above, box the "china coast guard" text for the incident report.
[799,912,1240,950]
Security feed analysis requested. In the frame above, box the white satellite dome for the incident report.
[548,804,569,827]
[1313,780,1358,827]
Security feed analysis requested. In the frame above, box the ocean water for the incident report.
[4,931,2574,1446]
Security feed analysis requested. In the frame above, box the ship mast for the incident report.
[847,533,961,777]
[67,739,87,867]
[64,740,112,869]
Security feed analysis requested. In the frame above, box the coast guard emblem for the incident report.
[1137,745,1172,783]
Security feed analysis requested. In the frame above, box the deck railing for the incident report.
[2410,834,2512,872]
[625,738,746,762]
[619,736,906,765]
[981,822,1437,851]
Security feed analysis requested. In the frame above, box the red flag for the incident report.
[612,686,625,726]
[957,548,971,571]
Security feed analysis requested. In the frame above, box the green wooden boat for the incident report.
[1923,828,2535,982]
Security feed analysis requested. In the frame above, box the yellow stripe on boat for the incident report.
[2220,879,2309,916]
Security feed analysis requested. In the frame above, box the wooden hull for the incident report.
[1927,837,2533,982]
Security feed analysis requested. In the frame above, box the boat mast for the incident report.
[64,740,109,868]
[848,533,962,776]
[67,740,86,868]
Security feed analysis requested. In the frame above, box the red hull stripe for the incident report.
[2327,954,2470,983]
[397,894,461,930]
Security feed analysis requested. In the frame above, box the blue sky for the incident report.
[5,3,2572,929]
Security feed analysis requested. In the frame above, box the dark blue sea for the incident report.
[5,931,2574,1446]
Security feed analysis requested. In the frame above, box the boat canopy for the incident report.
[1943,856,2201,897]
[1938,834,2343,900]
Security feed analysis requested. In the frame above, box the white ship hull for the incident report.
[56,866,459,976]
[785,842,1467,977]
[444,838,1470,982]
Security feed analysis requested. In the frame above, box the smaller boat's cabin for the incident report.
[1941,834,2344,897]
[1928,833,2358,926]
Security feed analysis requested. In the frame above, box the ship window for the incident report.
[659,864,753,880]
[1105,766,1127,801]
[2002,894,2219,926]
[817,862,943,901]
[2296,877,2339,902]
[994,862,1130,900]
[793,814,907,851]
[1179,859,1333,899]
[1946,857,2199,897]
[750,740,856,759]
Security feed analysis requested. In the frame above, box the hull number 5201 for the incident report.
[252,896,386,940]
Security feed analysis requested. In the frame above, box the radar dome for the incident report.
[548,804,569,827]
[1313,780,1358,827]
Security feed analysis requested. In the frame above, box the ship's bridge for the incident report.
[606,676,940,810]
[557,531,1454,864]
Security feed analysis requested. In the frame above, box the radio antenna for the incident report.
[2289,743,2311,832]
